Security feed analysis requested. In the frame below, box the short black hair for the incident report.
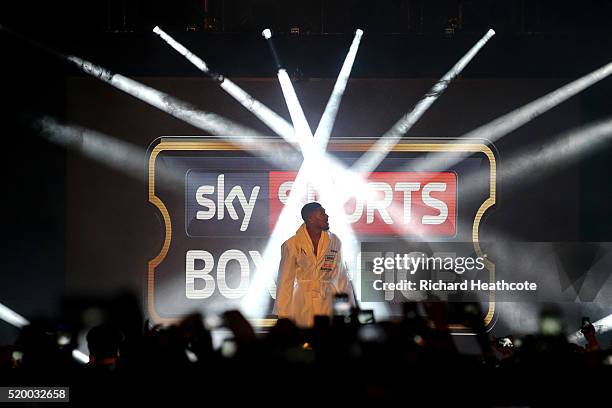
[301,202,322,222]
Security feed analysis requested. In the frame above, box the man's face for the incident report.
[310,207,330,231]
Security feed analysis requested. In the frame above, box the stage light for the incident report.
[261,28,282,69]
[314,28,364,150]
[413,58,612,173]
[153,26,209,72]
[352,29,495,174]
[153,26,298,145]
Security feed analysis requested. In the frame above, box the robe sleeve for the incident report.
[275,242,296,318]
[334,240,356,307]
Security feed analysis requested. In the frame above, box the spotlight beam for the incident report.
[66,56,254,139]
[352,29,496,174]
[259,28,348,224]
[259,29,313,151]
[460,117,612,198]
[275,69,315,144]
[65,55,303,170]
[152,26,210,72]
[263,31,332,212]
[32,116,195,192]
[314,29,364,150]
[153,26,298,145]
[0,302,28,328]
[413,59,612,173]
[36,116,150,182]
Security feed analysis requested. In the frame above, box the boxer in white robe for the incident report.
[274,202,354,327]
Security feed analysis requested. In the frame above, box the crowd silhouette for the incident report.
[1,294,609,405]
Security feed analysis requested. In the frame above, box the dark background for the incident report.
[1,0,612,345]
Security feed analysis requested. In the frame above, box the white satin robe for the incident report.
[274,223,354,327]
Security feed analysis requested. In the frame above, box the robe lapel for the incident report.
[316,232,330,263]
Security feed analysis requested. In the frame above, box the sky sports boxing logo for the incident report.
[148,138,496,325]
[185,171,457,236]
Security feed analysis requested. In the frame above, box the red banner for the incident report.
[269,171,457,236]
